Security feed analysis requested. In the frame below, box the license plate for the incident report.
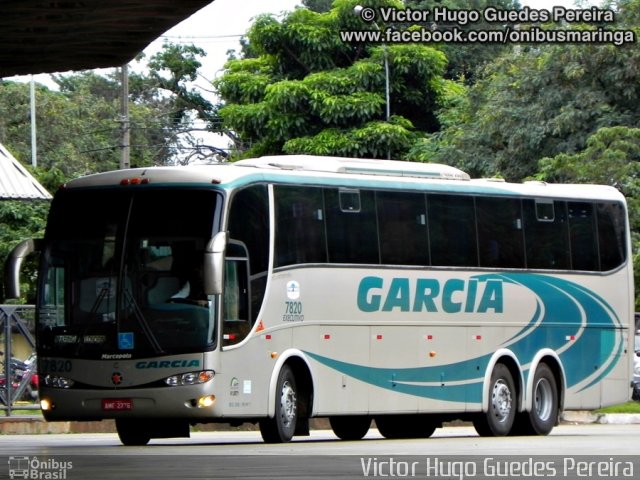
[102,399,133,411]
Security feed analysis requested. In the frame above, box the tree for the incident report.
[407,0,519,83]
[214,0,459,160]
[130,43,224,162]
[424,0,640,180]
[303,0,334,13]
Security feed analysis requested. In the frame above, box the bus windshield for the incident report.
[37,187,220,359]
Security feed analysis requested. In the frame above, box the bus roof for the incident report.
[62,155,625,203]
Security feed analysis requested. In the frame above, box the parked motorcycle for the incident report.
[0,351,38,403]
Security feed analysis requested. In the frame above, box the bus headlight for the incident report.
[40,398,53,411]
[165,370,215,387]
[44,374,75,389]
[197,395,216,408]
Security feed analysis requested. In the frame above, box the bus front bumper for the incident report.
[39,384,220,421]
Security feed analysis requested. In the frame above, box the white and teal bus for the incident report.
[6,155,634,445]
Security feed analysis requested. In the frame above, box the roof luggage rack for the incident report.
[235,155,470,181]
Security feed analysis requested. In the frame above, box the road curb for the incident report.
[561,410,640,424]
[0,416,332,435]
[0,417,116,435]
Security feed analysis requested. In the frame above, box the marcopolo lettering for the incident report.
[136,359,200,369]
[357,276,503,313]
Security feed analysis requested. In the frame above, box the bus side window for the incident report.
[274,185,326,267]
[325,188,379,264]
[568,202,598,271]
[476,197,524,268]
[428,194,477,267]
[227,185,269,323]
[597,202,627,271]
[222,242,251,347]
[523,199,570,269]
[376,191,429,266]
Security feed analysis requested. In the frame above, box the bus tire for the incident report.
[260,365,298,443]
[375,415,437,439]
[513,363,558,436]
[329,415,371,440]
[473,363,516,437]
[115,419,151,446]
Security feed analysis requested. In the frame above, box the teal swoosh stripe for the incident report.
[304,273,622,402]
[304,351,483,403]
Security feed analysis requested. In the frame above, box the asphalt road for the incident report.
[1,424,638,479]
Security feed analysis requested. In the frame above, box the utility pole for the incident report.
[354,5,391,159]
[30,76,37,168]
[119,64,130,169]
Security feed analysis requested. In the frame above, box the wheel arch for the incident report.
[482,349,523,413]
[524,350,565,415]
[266,349,315,419]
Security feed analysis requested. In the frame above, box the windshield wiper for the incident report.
[74,284,111,355]
[122,288,164,354]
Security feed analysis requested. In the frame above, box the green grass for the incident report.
[595,401,640,414]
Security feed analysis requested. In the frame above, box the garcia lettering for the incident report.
[135,359,200,369]
[357,276,503,314]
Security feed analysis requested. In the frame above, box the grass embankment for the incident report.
[595,401,640,414]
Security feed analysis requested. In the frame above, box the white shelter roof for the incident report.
[0,144,51,200]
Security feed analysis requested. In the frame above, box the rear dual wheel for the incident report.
[473,363,516,437]
[474,362,559,437]
[512,363,558,436]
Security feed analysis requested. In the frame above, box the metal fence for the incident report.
[0,304,39,415]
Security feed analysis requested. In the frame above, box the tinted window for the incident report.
[476,197,524,268]
[524,200,569,269]
[270,185,627,273]
[325,188,379,264]
[377,191,429,265]
[228,185,269,322]
[428,194,477,267]
[274,186,327,267]
[568,202,599,271]
[597,202,627,270]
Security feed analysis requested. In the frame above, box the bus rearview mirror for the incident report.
[4,238,41,299]
[204,231,228,295]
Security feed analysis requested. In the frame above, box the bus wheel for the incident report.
[514,363,558,436]
[473,363,516,437]
[375,415,437,439]
[329,416,371,440]
[260,365,298,443]
[115,419,151,446]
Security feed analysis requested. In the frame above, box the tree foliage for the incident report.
[303,0,334,13]
[426,1,640,180]
[407,0,519,82]
[215,0,457,159]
